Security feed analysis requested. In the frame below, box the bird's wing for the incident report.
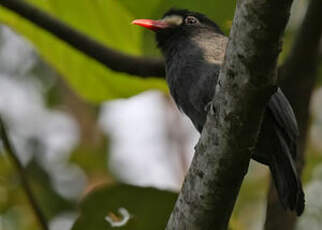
[267,88,299,159]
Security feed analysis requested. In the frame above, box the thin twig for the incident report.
[0,0,165,77]
[0,115,48,230]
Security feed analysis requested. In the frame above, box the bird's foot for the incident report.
[205,102,216,115]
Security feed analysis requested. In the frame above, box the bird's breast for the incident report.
[165,50,221,132]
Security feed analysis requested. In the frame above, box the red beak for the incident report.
[132,19,169,31]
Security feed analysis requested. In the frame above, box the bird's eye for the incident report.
[185,16,199,25]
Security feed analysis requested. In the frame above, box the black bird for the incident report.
[133,9,305,215]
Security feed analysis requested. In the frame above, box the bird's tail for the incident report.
[269,125,305,216]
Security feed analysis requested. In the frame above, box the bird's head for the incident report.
[132,9,224,54]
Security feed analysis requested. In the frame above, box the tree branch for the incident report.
[166,0,293,229]
[0,0,165,77]
[0,115,48,230]
[265,0,322,229]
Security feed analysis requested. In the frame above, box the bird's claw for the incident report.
[205,102,216,115]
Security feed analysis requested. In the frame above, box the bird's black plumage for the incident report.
[147,9,305,215]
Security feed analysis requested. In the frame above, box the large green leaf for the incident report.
[0,0,235,103]
[0,0,167,103]
[72,184,177,230]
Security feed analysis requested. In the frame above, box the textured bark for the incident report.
[166,0,293,229]
[0,0,165,77]
[265,0,322,229]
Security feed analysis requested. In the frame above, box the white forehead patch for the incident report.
[162,15,183,26]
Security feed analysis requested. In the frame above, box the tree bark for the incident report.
[265,0,322,229]
[166,0,293,229]
[0,0,165,77]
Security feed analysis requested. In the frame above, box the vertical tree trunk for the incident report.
[166,0,294,229]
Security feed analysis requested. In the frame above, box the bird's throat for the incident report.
[191,32,228,65]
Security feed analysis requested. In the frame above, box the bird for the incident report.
[132,9,305,215]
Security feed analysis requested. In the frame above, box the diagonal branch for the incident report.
[166,0,294,229]
[0,0,165,77]
[0,115,48,230]
[265,0,322,229]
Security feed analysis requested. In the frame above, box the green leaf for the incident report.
[0,0,235,103]
[0,0,167,103]
[72,184,177,230]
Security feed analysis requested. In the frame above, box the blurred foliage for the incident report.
[302,149,322,183]
[72,184,177,230]
[0,0,322,230]
[318,60,322,86]
[69,145,108,175]
[0,153,73,230]
[0,0,166,103]
[25,159,75,219]
[0,0,235,103]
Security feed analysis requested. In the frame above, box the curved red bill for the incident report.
[132,19,169,31]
